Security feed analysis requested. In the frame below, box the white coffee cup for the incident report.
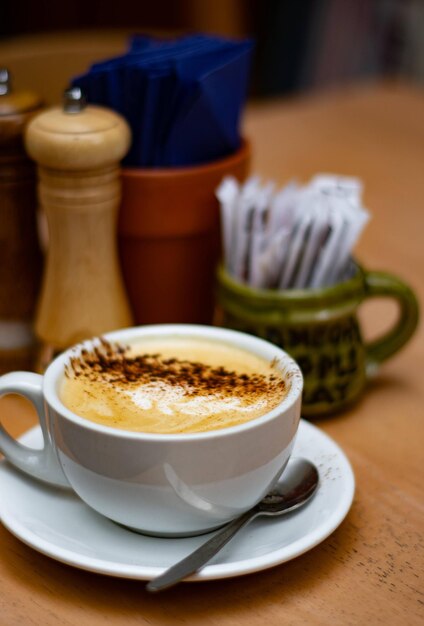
[0,325,303,537]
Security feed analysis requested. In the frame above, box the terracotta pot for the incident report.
[118,140,251,325]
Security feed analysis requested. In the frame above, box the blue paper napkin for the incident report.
[72,34,253,168]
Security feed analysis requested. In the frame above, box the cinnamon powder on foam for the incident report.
[62,338,287,433]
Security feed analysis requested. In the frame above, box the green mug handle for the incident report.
[363,270,419,376]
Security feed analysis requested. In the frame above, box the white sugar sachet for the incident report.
[315,177,367,286]
[331,205,370,284]
[249,183,274,287]
[268,180,299,233]
[233,176,261,281]
[258,228,290,288]
[294,201,329,288]
[309,205,345,288]
[321,204,352,287]
[310,174,363,205]
[232,176,261,280]
[216,176,240,273]
[279,208,314,289]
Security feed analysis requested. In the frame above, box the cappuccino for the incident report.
[60,336,287,434]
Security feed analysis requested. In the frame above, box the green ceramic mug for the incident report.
[216,261,419,417]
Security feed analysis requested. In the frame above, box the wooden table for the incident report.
[1,81,423,625]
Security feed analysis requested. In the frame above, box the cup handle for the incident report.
[0,371,70,487]
[363,270,419,377]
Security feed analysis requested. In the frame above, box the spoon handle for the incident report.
[146,508,258,592]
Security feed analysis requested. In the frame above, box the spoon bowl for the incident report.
[258,458,319,515]
[147,458,319,592]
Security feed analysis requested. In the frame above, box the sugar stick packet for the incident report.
[216,173,370,290]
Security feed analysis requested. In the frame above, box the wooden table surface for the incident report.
[1,81,423,625]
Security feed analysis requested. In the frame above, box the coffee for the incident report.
[59,336,287,434]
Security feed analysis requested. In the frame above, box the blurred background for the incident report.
[1,0,423,104]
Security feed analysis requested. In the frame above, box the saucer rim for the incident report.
[0,420,355,581]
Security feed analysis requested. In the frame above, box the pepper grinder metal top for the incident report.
[0,69,43,372]
[63,86,86,113]
[25,88,133,363]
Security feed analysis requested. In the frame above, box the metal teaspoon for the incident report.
[146,458,319,592]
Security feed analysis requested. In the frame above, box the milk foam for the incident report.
[60,337,287,434]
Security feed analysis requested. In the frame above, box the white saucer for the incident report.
[0,420,354,581]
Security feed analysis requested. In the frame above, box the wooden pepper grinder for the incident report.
[0,69,43,373]
[25,88,133,369]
